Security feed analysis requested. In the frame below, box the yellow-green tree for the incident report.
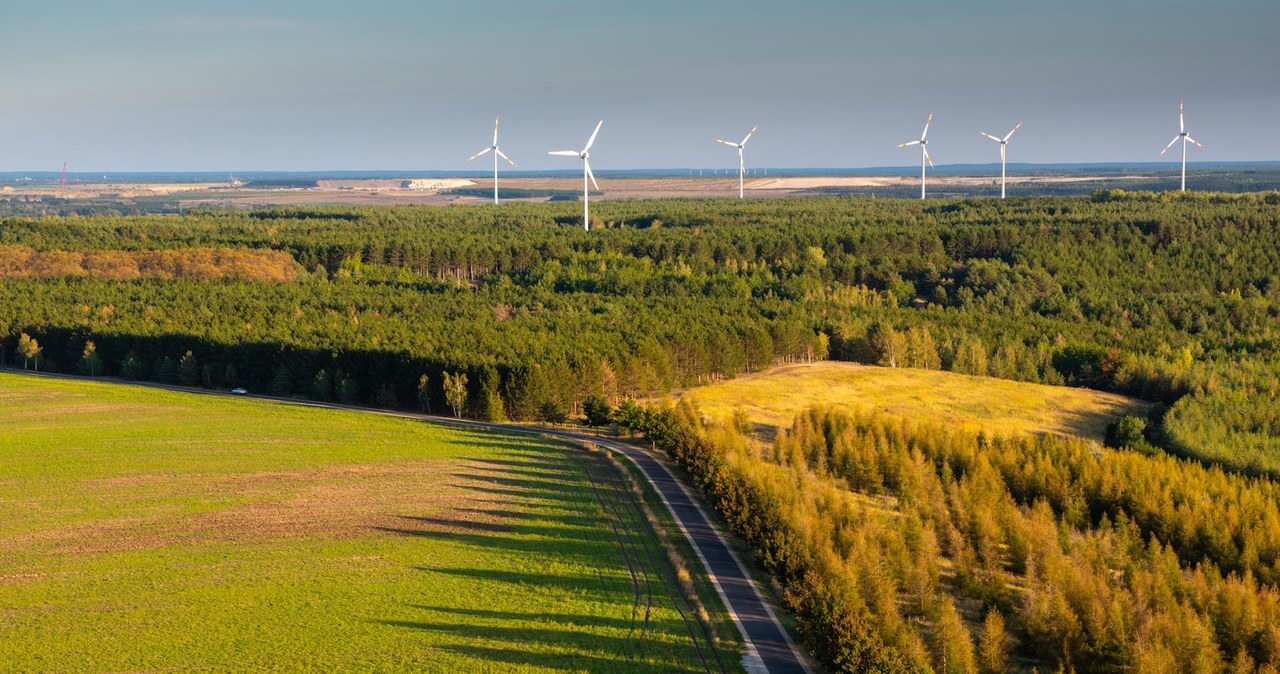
[81,340,102,376]
[18,333,41,371]
[443,371,468,419]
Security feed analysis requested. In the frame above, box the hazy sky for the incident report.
[1,0,1277,171]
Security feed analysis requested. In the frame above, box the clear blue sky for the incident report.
[1,0,1276,171]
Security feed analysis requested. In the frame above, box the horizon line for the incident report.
[3,160,1279,177]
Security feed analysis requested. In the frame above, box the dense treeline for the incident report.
[623,402,1280,673]
[0,192,1278,472]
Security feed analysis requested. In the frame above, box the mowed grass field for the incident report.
[681,362,1151,441]
[0,373,741,673]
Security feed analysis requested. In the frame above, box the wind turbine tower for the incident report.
[714,125,758,199]
[1160,100,1202,191]
[898,112,934,199]
[468,115,516,204]
[980,122,1022,199]
[549,120,603,231]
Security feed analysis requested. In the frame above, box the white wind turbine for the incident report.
[467,115,516,204]
[898,112,934,199]
[1160,100,1203,192]
[980,121,1022,199]
[549,120,603,231]
[714,125,758,199]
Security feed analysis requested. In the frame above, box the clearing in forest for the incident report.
[680,362,1150,441]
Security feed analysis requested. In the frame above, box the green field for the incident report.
[681,362,1151,441]
[0,373,741,672]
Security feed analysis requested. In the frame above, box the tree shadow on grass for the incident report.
[390,514,604,542]
[379,602,712,673]
[371,448,724,673]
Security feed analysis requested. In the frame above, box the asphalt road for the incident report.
[3,369,813,674]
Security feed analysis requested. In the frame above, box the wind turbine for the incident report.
[549,120,603,231]
[468,115,516,204]
[898,112,934,199]
[1160,100,1202,192]
[714,125,758,199]
[980,121,1022,199]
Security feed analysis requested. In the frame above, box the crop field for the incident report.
[680,362,1151,441]
[0,373,742,672]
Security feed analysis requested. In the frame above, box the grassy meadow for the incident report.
[680,362,1150,441]
[0,373,741,672]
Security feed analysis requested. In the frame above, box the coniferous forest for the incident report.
[3,192,1280,670]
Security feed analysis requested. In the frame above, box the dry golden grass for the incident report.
[680,362,1151,441]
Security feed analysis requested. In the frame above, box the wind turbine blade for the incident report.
[1180,100,1185,133]
[496,149,516,166]
[921,111,933,141]
[1004,121,1022,142]
[585,160,599,191]
[741,124,758,146]
[549,150,580,156]
[980,132,1002,143]
[1185,135,1203,148]
[899,140,921,148]
[494,115,500,146]
[468,147,493,161]
[714,138,737,146]
[584,120,603,151]
[1159,137,1180,156]
[923,147,934,169]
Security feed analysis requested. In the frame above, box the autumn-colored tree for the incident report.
[976,609,1009,674]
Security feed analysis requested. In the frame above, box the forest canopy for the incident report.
[0,192,1277,476]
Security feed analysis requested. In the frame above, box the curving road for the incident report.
[3,370,812,674]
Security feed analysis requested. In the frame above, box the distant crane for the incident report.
[898,112,934,200]
[467,115,516,204]
[980,121,1022,199]
[1161,100,1203,191]
[548,120,603,231]
[714,125,758,199]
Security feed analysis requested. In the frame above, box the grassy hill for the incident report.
[680,362,1150,441]
[0,373,741,672]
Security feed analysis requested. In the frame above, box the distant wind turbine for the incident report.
[468,115,516,204]
[980,121,1022,199]
[714,125,758,199]
[549,120,603,231]
[1160,100,1202,192]
[898,112,934,200]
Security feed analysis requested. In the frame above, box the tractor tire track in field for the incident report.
[580,455,645,655]
[583,452,708,669]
